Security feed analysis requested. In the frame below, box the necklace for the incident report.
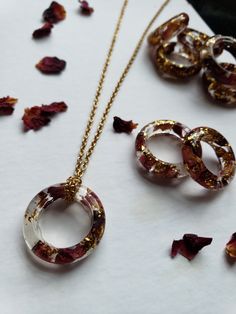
[23,0,170,265]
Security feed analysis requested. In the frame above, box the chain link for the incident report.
[65,0,170,201]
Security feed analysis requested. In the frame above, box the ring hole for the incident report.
[201,142,220,175]
[40,199,91,247]
[213,38,236,63]
[169,51,194,66]
[216,49,235,63]
[147,134,183,163]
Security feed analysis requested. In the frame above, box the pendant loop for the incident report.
[23,183,105,265]
[65,175,82,201]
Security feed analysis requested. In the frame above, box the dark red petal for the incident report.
[47,186,65,200]
[183,234,213,253]
[113,116,138,134]
[0,96,18,116]
[225,233,236,258]
[36,57,66,74]
[32,241,55,263]
[55,245,86,264]
[22,102,67,131]
[32,23,53,39]
[171,240,182,258]
[79,0,94,15]
[22,107,50,131]
[55,249,75,264]
[43,1,66,24]
[178,244,197,261]
[171,234,213,261]
[138,154,156,171]
[41,102,68,113]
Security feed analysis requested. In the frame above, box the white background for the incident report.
[0,1,236,313]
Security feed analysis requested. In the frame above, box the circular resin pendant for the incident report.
[23,183,105,265]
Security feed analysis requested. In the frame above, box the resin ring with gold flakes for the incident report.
[148,12,188,47]
[154,42,202,79]
[148,13,208,79]
[202,63,236,106]
[182,127,236,190]
[201,35,236,86]
[23,184,105,265]
[135,120,192,178]
[177,28,209,55]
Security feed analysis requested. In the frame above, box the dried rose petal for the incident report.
[32,241,56,263]
[79,1,94,15]
[225,233,236,258]
[22,107,50,131]
[32,23,53,39]
[41,102,67,113]
[36,57,66,74]
[113,116,138,134]
[47,186,65,200]
[0,96,18,116]
[171,240,182,258]
[55,245,86,264]
[22,102,68,131]
[43,1,66,24]
[171,234,212,261]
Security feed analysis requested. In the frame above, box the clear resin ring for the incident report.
[23,184,105,265]
[148,13,209,79]
[202,63,236,106]
[201,35,236,85]
[154,42,202,79]
[177,28,209,54]
[148,12,189,47]
[135,120,192,178]
[182,127,236,190]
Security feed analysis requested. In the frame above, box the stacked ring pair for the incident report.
[135,120,235,190]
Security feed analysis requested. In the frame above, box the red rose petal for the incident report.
[0,96,18,116]
[43,1,66,24]
[171,234,212,261]
[79,1,94,15]
[171,240,182,258]
[113,116,138,134]
[183,234,212,252]
[22,102,68,131]
[36,57,66,74]
[55,245,86,264]
[32,23,53,39]
[32,241,55,263]
[225,233,236,258]
[55,249,75,264]
[47,186,65,200]
[22,107,50,131]
[41,101,67,113]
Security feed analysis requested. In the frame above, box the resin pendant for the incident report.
[23,183,105,265]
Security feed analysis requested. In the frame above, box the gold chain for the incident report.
[65,0,170,201]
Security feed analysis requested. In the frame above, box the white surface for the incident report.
[0,1,235,314]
